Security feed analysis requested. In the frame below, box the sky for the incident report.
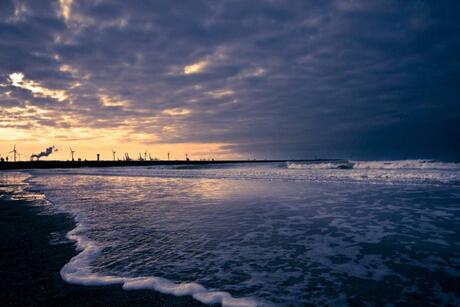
[0,0,459,161]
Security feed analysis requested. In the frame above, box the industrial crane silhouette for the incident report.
[69,147,76,161]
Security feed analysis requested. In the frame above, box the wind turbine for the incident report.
[112,149,116,161]
[69,147,75,161]
[144,151,148,161]
[167,152,170,161]
[9,145,17,162]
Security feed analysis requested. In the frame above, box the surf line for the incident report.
[22,173,261,307]
[61,219,261,306]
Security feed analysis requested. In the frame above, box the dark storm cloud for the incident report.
[1,0,459,159]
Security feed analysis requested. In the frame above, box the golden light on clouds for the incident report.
[99,94,131,107]
[162,108,191,116]
[0,101,239,161]
[0,128,32,141]
[207,89,234,98]
[59,64,90,80]
[59,0,73,22]
[1,66,240,161]
[8,72,68,102]
[2,105,49,116]
[59,64,79,75]
[183,60,209,75]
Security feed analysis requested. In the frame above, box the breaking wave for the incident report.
[287,161,353,170]
[22,174,261,307]
[287,160,460,171]
[61,218,259,307]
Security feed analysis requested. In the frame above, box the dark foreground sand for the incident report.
[0,195,206,306]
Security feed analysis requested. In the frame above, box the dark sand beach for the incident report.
[0,194,206,307]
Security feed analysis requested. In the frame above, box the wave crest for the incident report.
[287,161,354,170]
[287,160,460,171]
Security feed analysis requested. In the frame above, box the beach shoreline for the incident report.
[0,194,206,306]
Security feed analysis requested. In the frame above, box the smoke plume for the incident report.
[31,146,57,160]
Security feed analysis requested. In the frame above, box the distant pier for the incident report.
[0,159,345,170]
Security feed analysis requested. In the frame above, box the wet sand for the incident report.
[0,195,206,306]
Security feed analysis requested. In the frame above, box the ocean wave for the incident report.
[287,160,460,171]
[26,160,460,186]
[287,161,354,170]
[61,219,261,307]
[7,173,262,307]
[4,168,459,306]
[351,160,460,170]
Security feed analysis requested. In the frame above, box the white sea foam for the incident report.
[286,161,354,170]
[5,163,458,306]
[25,159,460,186]
[287,160,460,170]
[0,172,262,306]
[351,160,460,170]
[285,160,460,185]
[60,216,260,306]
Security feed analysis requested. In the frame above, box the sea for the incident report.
[1,160,459,306]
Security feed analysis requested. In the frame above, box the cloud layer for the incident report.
[1,0,459,159]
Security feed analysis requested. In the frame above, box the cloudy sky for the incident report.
[0,0,459,161]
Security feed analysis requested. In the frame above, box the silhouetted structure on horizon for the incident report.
[0,158,346,170]
[70,147,75,162]
[9,145,17,162]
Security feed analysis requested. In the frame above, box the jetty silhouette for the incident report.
[0,144,346,170]
[0,159,345,170]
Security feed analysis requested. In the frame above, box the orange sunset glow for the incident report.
[0,69,240,161]
[1,1,460,307]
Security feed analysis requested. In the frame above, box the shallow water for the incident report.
[2,160,460,306]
